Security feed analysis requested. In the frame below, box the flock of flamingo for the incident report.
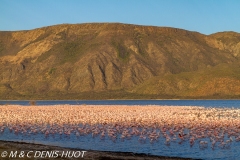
[0,105,240,150]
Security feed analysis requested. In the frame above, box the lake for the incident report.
[0,99,240,160]
[1,99,240,108]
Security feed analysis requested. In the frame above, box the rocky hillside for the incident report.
[0,23,240,99]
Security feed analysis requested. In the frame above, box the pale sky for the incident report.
[1,0,240,34]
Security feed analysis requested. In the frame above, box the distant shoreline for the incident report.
[1,99,240,100]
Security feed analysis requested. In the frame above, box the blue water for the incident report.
[1,128,240,160]
[1,99,240,108]
[0,100,240,160]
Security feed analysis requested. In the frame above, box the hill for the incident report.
[0,23,240,99]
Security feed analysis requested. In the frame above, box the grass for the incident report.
[112,41,131,61]
[133,62,240,98]
[1,89,239,100]
[36,34,97,65]
[1,23,240,100]
[0,42,4,55]
[48,67,56,75]
[1,62,240,100]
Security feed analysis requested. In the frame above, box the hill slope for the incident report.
[0,23,240,99]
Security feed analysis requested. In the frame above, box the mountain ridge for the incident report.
[0,23,240,99]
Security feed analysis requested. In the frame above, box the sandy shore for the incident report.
[0,140,193,160]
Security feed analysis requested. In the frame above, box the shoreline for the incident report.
[0,98,240,102]
[0,140,194,160]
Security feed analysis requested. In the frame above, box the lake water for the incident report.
[1,99,240,108]
[0,100,240,160]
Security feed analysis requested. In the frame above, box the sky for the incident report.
[1,0,240,34]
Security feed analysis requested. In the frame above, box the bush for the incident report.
[29,100,36,106]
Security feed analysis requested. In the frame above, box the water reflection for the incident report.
[0,124,240,160]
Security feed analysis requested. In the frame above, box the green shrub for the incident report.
[29,100,36,106]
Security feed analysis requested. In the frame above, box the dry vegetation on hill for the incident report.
[0,23,240,99]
